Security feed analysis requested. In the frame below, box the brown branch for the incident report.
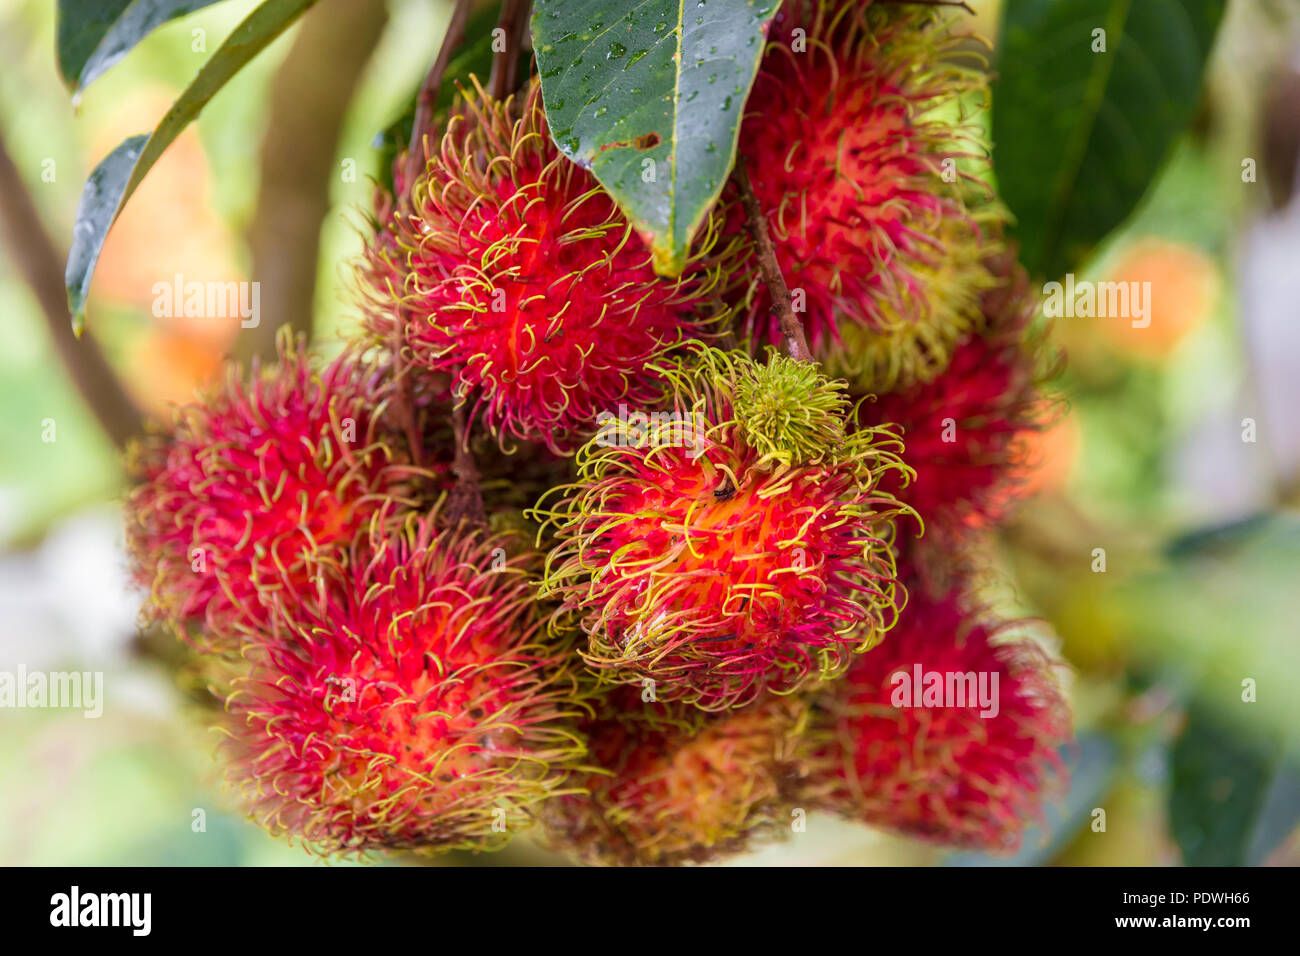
[0,130,145,450]
[233,0,389,363]
[448,398,486,528]
[879,0,975,12]
[401,0,487,525]
[734,156,813,362]
[390,0,476,468]
[390,338,424,468]
[489,0,532,100]
[403,0,474,206]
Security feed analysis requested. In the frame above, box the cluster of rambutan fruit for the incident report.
[125,1,1070,865]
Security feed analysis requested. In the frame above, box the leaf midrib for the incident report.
[1042,0,1132,275]
[670,0,685,247]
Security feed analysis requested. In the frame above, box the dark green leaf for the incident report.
[65,0,317,334]
[992,0,1226,278]
[56,0,229,95]
[1169,700,1300,866]
[531,0,780,276]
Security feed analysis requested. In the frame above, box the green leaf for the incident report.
[56,0,230,95]
[991,0,1226,278]
[1169,700,1300,866]
[1114,513,1300,742]
[65,134,149,336]
[374,1,504,196]
[65,0,317,335]
[531,0,780,276]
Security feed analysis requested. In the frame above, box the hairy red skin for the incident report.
[125,340,430,648]
[859,336,1050,538]
[221,518,585,854]
[804,579,1070,852]
[731,1,992,369]
[542,688,808,865]
[538,371,908,710]
[856,264,1058,539]
[365,81,727,454]
[595,446,894,694]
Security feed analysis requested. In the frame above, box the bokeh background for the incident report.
[2,0,1299,866]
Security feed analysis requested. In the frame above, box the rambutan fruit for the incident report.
[732,1,999,389]
[800,577,1070,852]
[363,78,733,455]
[855,261,1060,539]
[541,687,810,866]
[535,346,910,710]
[124,335,428,648]
[219,514,587,854]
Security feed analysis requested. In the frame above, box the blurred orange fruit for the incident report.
[1020,410,1080,498]
[86,86,241,409]
[1101,239,1219,359]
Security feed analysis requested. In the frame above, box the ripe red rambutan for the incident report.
[856,263,1060,538]
[535,347,910,710]
[219,514,586,854]
[541,687,809,865]
[733,1,998,388]
[124,335,427,647]
[364,79,732,454]
[801,578,1069,852]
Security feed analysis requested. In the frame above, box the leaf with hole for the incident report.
[531,0,780,276]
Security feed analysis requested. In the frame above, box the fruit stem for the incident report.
[449,399,487,528]
[489,0,532,101]
[735,157,814,363]
[878,0,974,12]
[403,0,473,206]
[391,329,423,467]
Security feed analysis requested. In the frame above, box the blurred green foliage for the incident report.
[1,0,1297,866]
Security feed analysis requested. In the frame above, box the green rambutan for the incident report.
[535,346,910,710]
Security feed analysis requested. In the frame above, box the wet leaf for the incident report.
[531,0,780,275]
[56,0,229,95]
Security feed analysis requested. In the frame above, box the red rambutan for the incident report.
[124,335,427,647]
[541,687,809,865]
[856,264,1060,539]
[364,79,732,454]
[535,346,910,709]
[801,577,1070,852]
[219,514,586,854]
[733,1,998,389]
